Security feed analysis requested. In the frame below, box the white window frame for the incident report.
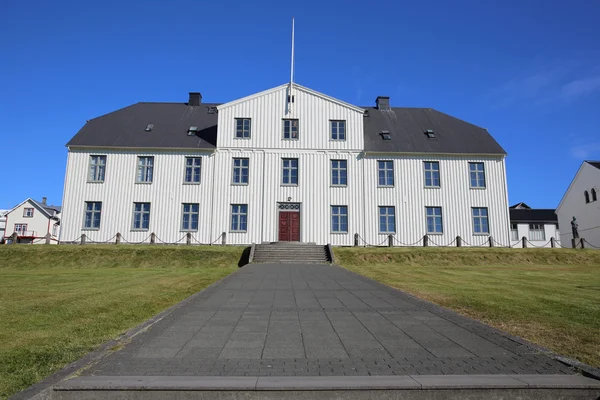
[235,118,251,139]
[84,201,102,230]
[379,206,396,233]
[184,157,202,184]
[469,162,486,189]
[331,160,348,186]
[330,120,346,141]
[377,160,394,187]
[52,223,59,237]
[23,208,34,217]
[510,223,518,241]
[132,202,151,231]
[88,155,107,182]
[181,203,199,231]
[230,204,248,232]
[529,223,545,241]
[282,158,299,186]
[282,119,299,140]
[136,156,154,183]
[472,207,489,235]
[424,161,440,188]
[331,206,348,233]
[232,158,249,185]
[426,207,443,234]
[14,223,27,235]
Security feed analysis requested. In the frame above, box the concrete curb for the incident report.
[11,267,248,400]
[54,374,600,391]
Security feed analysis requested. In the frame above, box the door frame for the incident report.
[277,202,301,242]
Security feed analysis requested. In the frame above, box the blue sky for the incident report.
[1,0,599,209]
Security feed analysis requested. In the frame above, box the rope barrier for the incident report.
[583,239,600,249]
[392,236,423,246]
[85,234,118,244]
[356,234,388,247]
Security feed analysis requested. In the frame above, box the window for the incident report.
[235,118,251,139]
[331,206,348,233]
[469,162,486,188]
[380,131,391,140]
[283,119,299,140]
[424,161,440,187]
[282,158,298,185]
[472,207,489,234]
[181,203,199,231]
[426,207,443,234]
[23,208,34,217]
[232,158,249,185]
[331,160,347,186]
[88,155,106,182]
[136,156,154,183]
[330,120,346,141]
[184,157,202,183]
[132,202,151,230]
[511,223,518,241]
[378,161,394,187]
[592,188,598,202]
[52,224,59,237]
[14,224,27,235]
[585,190,590,203]
[84,201,102,229]
[230,204,247,232]
[379,206,396,233]
[529,224,545,241]
[425,129,435,138]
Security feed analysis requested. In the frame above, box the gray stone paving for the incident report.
[85,264,575,377]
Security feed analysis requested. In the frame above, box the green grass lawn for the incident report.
[0,245,243,399]
[335,247,600,368]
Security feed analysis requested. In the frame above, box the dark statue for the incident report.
[571,216,579,239]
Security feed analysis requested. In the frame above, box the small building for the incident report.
[509,202,559,247]
[556,161,600,248]
[0,210,8,242]
[3,197,61,244]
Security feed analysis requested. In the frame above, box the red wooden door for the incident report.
[279,212,300,241]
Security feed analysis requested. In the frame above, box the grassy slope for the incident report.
[335,247,600,368]
[0,245,242,399]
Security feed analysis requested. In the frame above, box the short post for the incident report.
[550,237,555,248]
[423,235,429,247]
[488,236,494,247]
[81,234,86,245]
[10,232,18,244]
[186,232,191,245]
[522,236,527,248]
[354,233,359,247]
[150,232,156,245]
[388,234,393,247]
[571,238,577,249]
[116,232,121,245]
[222,232,226,246]
[45,233,51,245]
[456,236,462,247]
[580,238,585,249]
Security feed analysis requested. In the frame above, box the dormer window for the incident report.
[207,106,217,114]
[380,131,391,140]
[145,124,154,132]
[187,126,198,136]
[425,129,435,138]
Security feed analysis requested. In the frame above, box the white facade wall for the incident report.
[3,201,59,243]
[556,163,600,248]
[61,149,216,243]
[510,223,559,248]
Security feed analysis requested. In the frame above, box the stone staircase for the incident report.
[252,242,331,264]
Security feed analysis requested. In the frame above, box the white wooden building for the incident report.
[556,161,600,248]
[2,198,61,244]
[60,83,510,246]
[508,202,559,248]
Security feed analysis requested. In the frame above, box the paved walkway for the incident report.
[86,264,575,377]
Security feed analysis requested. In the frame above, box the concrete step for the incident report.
[252,243,330,264]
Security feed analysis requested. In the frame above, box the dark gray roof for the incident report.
[362,107,506,155]
[586,160,600,170]
[67,103,220,149]
[509,209,557,223]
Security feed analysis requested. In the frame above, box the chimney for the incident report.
[188,92,202,106]
[42,197,47,205]
[376,96,390,110]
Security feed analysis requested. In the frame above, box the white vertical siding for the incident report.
[61,149,216,243]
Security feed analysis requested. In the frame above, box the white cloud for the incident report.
[570,142,600,159]
[561,76,600,101]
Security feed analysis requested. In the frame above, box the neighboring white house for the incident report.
[60,83,510,246]
[556,161,600,248]
[0,210,8,242]
[3,197,61,244]
[509,202,559,248]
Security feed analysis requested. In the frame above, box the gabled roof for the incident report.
[67,102,219,149]
[509,208,557,223]
[363,107,506,155]
[5,198,58,219]
[510,202,531,209]
[556,160,600,212]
